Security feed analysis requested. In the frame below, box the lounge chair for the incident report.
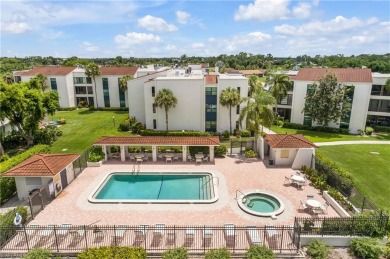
[58,223,72,238]
[319,202,329,214]
[35,225,54,247]
[203,227,212,247]
[184,228,195,247]
[114,225,128,243]
[151,224,165,247]
[166,230,175,246]
[224,224,235,247]
[133,225,148,246]
[246,226,261,245]
[265,226,280,249]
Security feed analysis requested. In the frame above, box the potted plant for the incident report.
[87,146,105,167]
[245,149,259,161]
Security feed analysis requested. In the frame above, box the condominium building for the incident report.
[276,68,390,134]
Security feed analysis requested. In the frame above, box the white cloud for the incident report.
[82,42,100,52]
[234,0,314,21]
[247,32,272,42]
[165,44,177,51]
[138,15,177,32]
[0,22,32,34]
[208,37,216,43]
[176,11,191,24]
[114,32,162,49]
[42,31,65,40]
[191,43,204,49]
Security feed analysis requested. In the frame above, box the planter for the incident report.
[87,161,103,167]
[323,191,350,218]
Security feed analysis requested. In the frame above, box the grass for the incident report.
[50,109,131,153]
[271,126,390,142]
[317,145,390,211]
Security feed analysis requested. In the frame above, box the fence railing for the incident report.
[220,139,255,155]
[295,216,389,237]
[313,155,381,214]
[0,225,299,254]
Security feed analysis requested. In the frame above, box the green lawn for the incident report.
[50,109,131,153]
[317,145,390,211]
[271,126,390,142]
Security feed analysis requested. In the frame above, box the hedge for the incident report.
[88,107,128,111]
[140,129,211,137]
[282,122,350,134]
[315,153,354,187]
[77,246,147,259]
[0,145,50,204]
[374,126,390,133]
[57,106,77,111]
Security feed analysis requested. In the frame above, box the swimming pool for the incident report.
[88,172,218,204]
[237,191,285,217]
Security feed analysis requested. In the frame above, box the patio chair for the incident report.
[58,223,72,238]
[184,227,195,247]
[320,202,329,214]
[166,230,176,246]
[151,224,165,247]
[284,176,292,186]
[307,195,314,200]
[187,154,193,162]
[203,227,213,247]
[143,155,149,162]
[133,225,148,246]
[296,171,301,176]
[26,225,39,237]
[166,157,172,163]
[173,155,179,162]
[202,155,209,163]
[158,153,164,161]
[114,225,128,243]
[129,154,136,161]
[299,200,308,212]
[224,224,235,247]
[246,226,262,245]
[195,158,202,164]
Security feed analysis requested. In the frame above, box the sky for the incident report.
[1,0,389,58]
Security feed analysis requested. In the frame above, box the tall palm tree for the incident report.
[266,71,291,117]
[119,75,132,92]
[154,88,178,131]
[34,73,48,92]
[248,75,261,97]
[85,63,101,108]
[219,87,242,134]
[239,87,275,140]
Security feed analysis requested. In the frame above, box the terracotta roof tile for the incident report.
[14,67,76,76]
[293,68,372,83]
[99,66,138,76]
[3,154,80,177]
[94,136,220,146]
[205,75,218,84]
[264,134,317,148]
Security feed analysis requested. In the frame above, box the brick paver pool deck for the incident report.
[29,156,339,226]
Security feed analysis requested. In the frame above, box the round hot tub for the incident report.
[237,191,285,217]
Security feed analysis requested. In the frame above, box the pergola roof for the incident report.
[264,134,317,149]
[3,154,80,177]
[94,136,220,146]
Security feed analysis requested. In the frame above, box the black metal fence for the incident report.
[295,215,389,237]
[313,155,381,213]
[0,225,299,255]
[222,139,255,155]
[72,147,89,178]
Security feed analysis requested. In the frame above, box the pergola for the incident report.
[93,136,220,162]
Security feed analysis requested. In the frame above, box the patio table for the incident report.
[306,199,322,209]
[291,175,305,183]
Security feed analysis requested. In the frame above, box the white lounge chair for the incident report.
[246,226,261,245]
[134,225,148,246]
[224,224,235,247]
[184,228,195,247]
[151,224,165,247]
[58,223,72,238]
[203,227,213,247]
[115,225,128,239]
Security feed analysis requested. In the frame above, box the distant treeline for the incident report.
[1,53,389,75]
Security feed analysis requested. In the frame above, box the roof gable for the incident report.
[293,68,372,83]
[264,134,317,149]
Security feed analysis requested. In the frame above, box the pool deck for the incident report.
[29,156,339,226]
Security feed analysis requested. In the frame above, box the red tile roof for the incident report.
[14,67,76,76]
[100,66,138,76]
[293,68,372,83]
[238,69,267,75]
[201,63,209,68]
[205,75,218,84]
[94,136,220,146]
[264,134,317,149]
[3,154,80,177]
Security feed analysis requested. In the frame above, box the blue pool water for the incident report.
[243,193,281,213]
[94,173,214,200]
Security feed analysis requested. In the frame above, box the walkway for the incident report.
[315,140,390,146]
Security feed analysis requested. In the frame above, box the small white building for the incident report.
[263,134,317,169]
[3,154,79,200]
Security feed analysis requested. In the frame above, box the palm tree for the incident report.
[34,73,48,92]
[219,87,242,134]
[154,88,178,131]
[266,71,291,117]
[119,75,132,92]
[239,87,275,140]
[248,75,261,97]
[2,73,14,85]
[85,63,101,108]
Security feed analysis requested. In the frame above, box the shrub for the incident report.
[223,130,230,139]
[205,247,231,259]
[245,149,258,158]
[88,107,128,111]
[365,126,373,135]
[140,129,211,137]
[22,248,52,259]
[306,239,332,259]
[57,106,77,111]
[88,146,104,162]
[384,245,390,259]
[234,129,241,136]
[282,122,350,134]
[162,247,188,259]
[132,122,145,134]
[241,130,251,137]
[374,126,390,133]
[214,145,227,157]
[245,245,275,259]
[0,154,9,162]
[57,118,66,125]
[350,238,384,259]
[34,126,63,145]
[119,121,130,132]
[77,246,147,259]
[1,130,27,149]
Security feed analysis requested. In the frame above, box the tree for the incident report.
[304,73,351,127]
[33,73,48,92]
[0,80,59,146]
[154,88,178,131]
[85,63,101,108]
[248,75,261,97]
[2,73,14,84]
[266,71,292,117]
[219,87,242,134]
[385,78,390,93]
[119,75,132,93]
[239,87,275,140]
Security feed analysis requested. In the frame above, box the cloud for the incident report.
[191,43,204,49]
[165,44,177,51]
[234,0,314,21]
[42,31,65,40]
[176,11,191,24]
[0,22,32,34]
[114,32,162,49]
[82,42,100,52]
[138,15,177,32]
[275,16,379,36]
[208,37,216,43]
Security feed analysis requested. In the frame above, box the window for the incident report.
[75,86,87,94]
[87,86,93,94]
[371,85,382,95]
[236,121,239,130]
[14,76,21,82]
[102,78,110,107]
[306,84,315,95]
[206,104,217,113]
[152,86,155,97]
[205,87,217,95]
[73,77,85,84]
[236,105,240,114]
[88,97,94,106]
[86,77,92,84]
[237,87,240,94]
[26,177,42,186]
[153,104,156,113]
[153,119,157,129]
[205,120,217,132]
[280,150,289,158]
[303,115,312,126]
[50,78,57,91]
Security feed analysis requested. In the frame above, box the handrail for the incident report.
[201,176,219,189]
[235,190,246,200]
